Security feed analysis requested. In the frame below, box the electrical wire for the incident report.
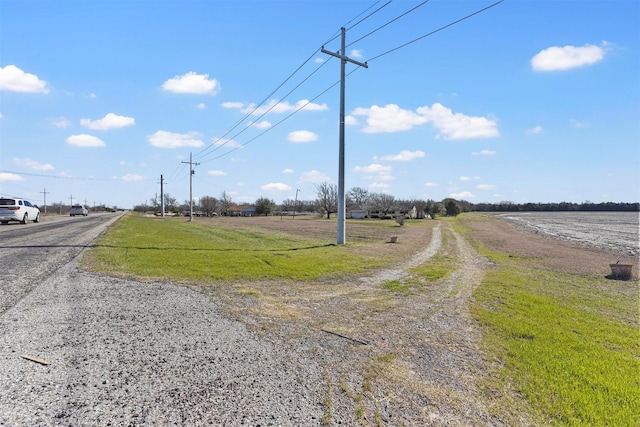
[366,0,504,62]
[192,1,396,163]
[183,0,505,168]
[347,0,431,48]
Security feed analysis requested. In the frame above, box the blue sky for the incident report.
[1,0,639,209]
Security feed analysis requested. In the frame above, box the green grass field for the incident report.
[86,213,388,281]
[454,217,640,427]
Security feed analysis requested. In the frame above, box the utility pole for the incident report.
[40,188,49,215]
[292,188,300,219]
[160,175,165,217]
[322,28,368,245]
[182,152,200,222]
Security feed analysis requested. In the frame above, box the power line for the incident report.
[366,0,505,62]
[191,2,392,163]
[188,0,505,168]
[347,0,431,48]
[0,170,114,181]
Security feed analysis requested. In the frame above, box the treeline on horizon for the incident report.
[464,201,639,213]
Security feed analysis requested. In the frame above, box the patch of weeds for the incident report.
[382,279,412,295]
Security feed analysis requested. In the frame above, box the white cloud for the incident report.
[570,119,588,128]
[472,149,496,156]
[352,103,499,140]
[230,99,328,115]
[345,115,358,125]
[424,182,438,187]
[162,71,219,95]
[375,150,425,161]
[476,184,495,190]
[353,164,392,174]
[249,120,271,129]
[81,113,135,130]
[526,126,543,135]
[288,130,318,143]
[531,42,608,71]
[352,104,427,133]
[66,134,106,147]
[0,113,3,119]
[51,117,72,128]
[282,168,294,174]
[459,176,480,181]
[354,163,394,182]
[13,157,54,171]
[370,182,390,189]
[417,103,499,140]
[197,103,207,110]
[350,49,363,59]
[449,191,475,199]
[299,170,331,183]
[221,101,244,109]
[0,172,24,182]
[0,65,49,93]
[121,174,145,182]
[207,170,226,176]
[261,182,291,192]
[148,131,204,148]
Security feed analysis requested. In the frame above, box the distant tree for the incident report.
[370,192,396,215]
[424,199,442,218]
[347,187,370,209]
[164,194,177,212]
[199,196,219,216]
[414,200,427,219]
[396,198,417,216]
[255,197,276,216]
[280,198,296,215]
[444,199,461,216]
[219,191,234,215]
[133,204,149,213]
[315,182,338,219]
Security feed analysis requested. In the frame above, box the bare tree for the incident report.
[370,192,396,215]
[314,182,338,219]
[347,187,369,209]
[219,191,234,216]
[199,196,219,216]
[280,198,296,215]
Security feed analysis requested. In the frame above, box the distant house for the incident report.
[349,209,368,219]
[241,206,256,217]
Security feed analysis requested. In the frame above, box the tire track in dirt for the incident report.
[410,224,503,426]
[358,224,442,286]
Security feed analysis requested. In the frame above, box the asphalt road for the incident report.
[0,212,124,315]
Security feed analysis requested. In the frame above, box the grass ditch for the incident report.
[454,215,639,426]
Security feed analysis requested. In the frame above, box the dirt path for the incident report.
[217,221,507,425]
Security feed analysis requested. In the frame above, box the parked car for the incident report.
[0,198,40,224]
[70,205,88,216]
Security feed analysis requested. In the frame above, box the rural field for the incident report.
[84,212,639,426]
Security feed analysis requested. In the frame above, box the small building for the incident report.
[349,209,368,219]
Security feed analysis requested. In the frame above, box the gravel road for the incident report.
[0,215,327,426]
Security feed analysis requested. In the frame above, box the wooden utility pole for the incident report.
[322,28,368,245]
[40,188,49,215]
[182,152,200,222]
